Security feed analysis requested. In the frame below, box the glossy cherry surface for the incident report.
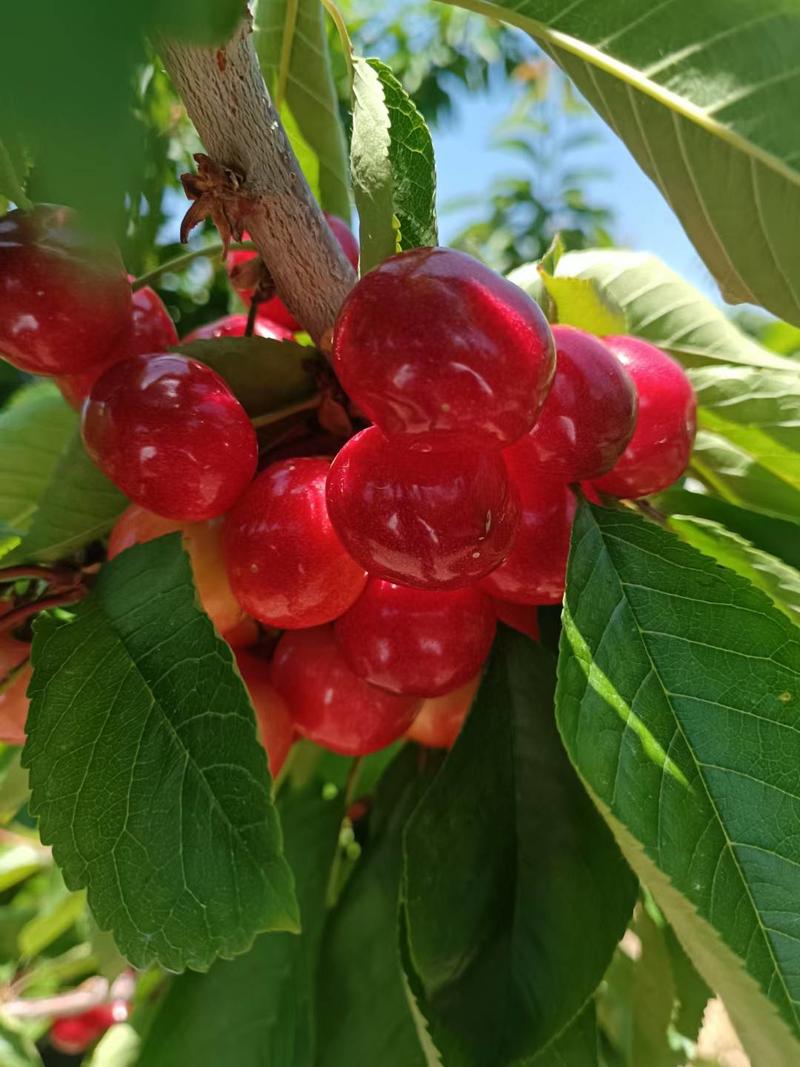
[223,457,367,629]
[108,504,249,641]
[592,335,697,498]
[271,625,422,756]
[236,650,294,777]
[326,426,520,590]
[406,673,481,749]
[0,635,31,745]
[479,437,577,605]
[57,284,178,408]
[82,353,257,521]
[523,325,637,481]
[492,599,540,642]
[332,246,554,451]
[335,579,495,696]
[50,1002,128,1055]
[0,206,131,375]
[182,313,294,343]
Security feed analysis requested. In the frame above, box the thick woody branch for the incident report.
[158,18,356,345]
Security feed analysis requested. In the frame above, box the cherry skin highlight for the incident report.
[182,313,294,343]
[0,206,131,376]
[478,437,577,605]
[223,457,367,629]
[335,579,495,696]
[82,353,257,522]
[592,335,697,498]
[406,673,481,749]
[271,625,422,756]
[522,325,637,481]
[332,246,555,451]
[235,650,294,778]
[325,426,520,590]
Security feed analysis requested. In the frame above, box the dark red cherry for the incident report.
[182,313,294,343]
[592,335,697,498]
[492,599,540,642]
[235,650,294,778]
[335,579,495,696]
[406,673,481,749]
[332,246,555,451]
[524,325,637,481]
[325,426,520,590]
[479,437,577,605]
[271,625,422,756]
[50,1002,128,1054]
[82,353,257,521]
[223,457,367,629]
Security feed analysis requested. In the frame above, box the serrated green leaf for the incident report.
[403,631,636,1066]
[665,925,711,1045]
[557,502,800,1066]
[691,429,800,525]
[539,271,626,335]
[442,0,800,326]
[526,1003,599,1066]
[351,57,437,272]
[254,0,350,218]
[23,536,298,971]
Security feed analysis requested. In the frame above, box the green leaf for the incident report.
[554,250,793,370]
[691,429,800,524]
[539,271,627,335]
[137,781,343,1066]
[174,336,316,418]
[254,0,350,218]
[0,750,30,826]
[557,502,800,1066]
[18,885,86,959]
[351,57,438,273]
[0,842,50,893]
[0,1025,42,1067]
[86,1024,140,1067]
[528,1003,599,1066]
[403,631,636,1066]
[669,515,800,623]
[23,536,298,971]
[443,0,800,326]
[0,134,31,211]
[665,926,711,1045]
[149,0,243,46]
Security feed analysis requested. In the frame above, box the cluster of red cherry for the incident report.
[0,205,696,774]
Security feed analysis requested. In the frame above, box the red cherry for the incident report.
[592,335,697,498]
[478,437,577,605]
[406,673,481,749]
[0,635,31,745]
[50,1002,125,1054]
[332,247,554,451]
[82,353,257,521]
[223,457,367,629]
[272,625,422,756]
[492,599,540,642]
[235,650,294,778]
[108,505,251,642]
[522,325,637,481]
[0,206,131,376]
[57,284,178,408]
[326,426,520,590]
[335,579,495,696]
[182,313,294,343]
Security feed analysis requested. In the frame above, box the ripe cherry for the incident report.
[326,426,520,590]
[82,353,257,521]
[223,457,367,629]
[50,1002,128,1055]
[522,325,637,481]
[478,437,577,605]
[332,246,554,451]
[335,579,495,696]
[592,335,697,498]
[492,599,540,642]
[182,313,294,343]
[235,650,294,778]
[271,625,422,756]
[406,673,481,749]
[0,635,31,745]
[57,284,178,409]
[228,214,359,330]
[0,206,131,376]
[108,504,251,643]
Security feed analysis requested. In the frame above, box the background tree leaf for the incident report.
[538,271,626,335]
[23,536,298,972]
[557,502,800,1066]
[691,429,800,525]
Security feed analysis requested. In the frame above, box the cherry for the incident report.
[108,504,252,643]
[522,325,637,481]
[478,437,577,605]
[82,353,257,521]
[271,625,422,756]
[57,284,178,409]
[492,599,540,642]
[0,206,131,376]
[0,635,31,745]
[335,579,495,696]
[326,427,519,590]
[332,246,554,451]
[182,313,294,343]
[50,1002,128,1055]
[235,650,294,778]
[592,335,697,498]
[406,673,481,749]
[228,214,359,330]
[223,457,367,629]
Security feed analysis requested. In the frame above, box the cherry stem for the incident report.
[244,297,259,338]
[631,498,668,526]
[325,756,363,908]
[0,591,86,635]
[0,566,79,588]
[251,394,322,430]
[0,658,30,695]
[2,976,109,1020]
[131,241,256,292]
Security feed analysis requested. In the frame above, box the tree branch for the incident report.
[158,16,357,345]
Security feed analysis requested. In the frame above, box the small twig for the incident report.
[244,297,259,338]
[1,976,108,1020]
[131,241,256,291]
[325,757,363,908]
[0,591,85,635]
[251,394,322,430]
[0,566,80,590]
[630,498,668,526]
